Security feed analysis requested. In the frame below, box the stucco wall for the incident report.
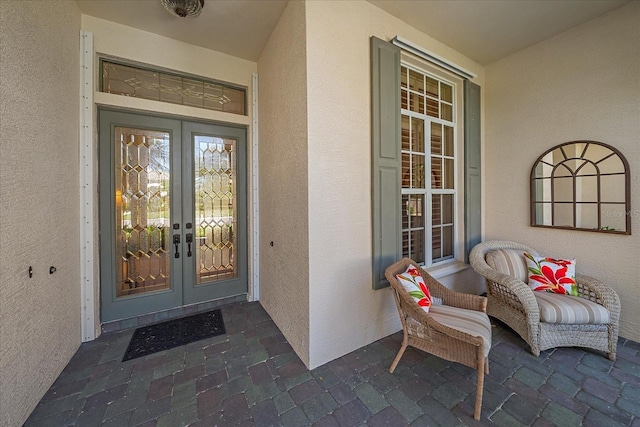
[257,0,311,365]
[304,0,485,368]
[485,2,640,341]
[0,1,81,425]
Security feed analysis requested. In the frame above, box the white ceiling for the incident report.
[368,0,630,65]
[75,0,289,61]
[76,0,630,65]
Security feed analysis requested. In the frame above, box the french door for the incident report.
[99,110,247,322]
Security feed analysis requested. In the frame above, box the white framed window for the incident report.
[400,63,460,267]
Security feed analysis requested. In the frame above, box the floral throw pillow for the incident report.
[396,265,432,312]
[524,253,578,296]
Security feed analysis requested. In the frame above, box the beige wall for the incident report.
[257,0,311,365]
[0,1,81,425]
[304,0,485,368]
[485,1,640,341]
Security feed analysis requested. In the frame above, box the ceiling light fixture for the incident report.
[160,0,204,18]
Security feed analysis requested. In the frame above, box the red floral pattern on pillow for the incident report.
[524,253,577,296]
[396,265,432,312]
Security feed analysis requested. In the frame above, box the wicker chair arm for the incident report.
[469,242,540,321]
[392,285,485,347]
[422,271,487,312]
[576,274,621,319]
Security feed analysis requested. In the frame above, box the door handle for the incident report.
[186,233,193,257]
[173,234,181,258]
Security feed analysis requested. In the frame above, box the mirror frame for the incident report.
[530,140,631,235]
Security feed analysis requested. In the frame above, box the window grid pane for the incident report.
[401,116,410,151]
[432,195,441,226]
[410,92,425,114]
[402,195,409,230]
[426,77,439,97]
[441,104,453,121]
[402,194,425,264]
[407,195,424,228]
[442,194,454,224]
[401,153,411,187]
[432,227,441,260]
[412,118,425,152]
[444,126,454,157]
[431,157,442,189]
[444,158,455,189]
[402,229,425,264]
[412,154,425,189]
[409,69,425,93]
[441,83,453,103]
[401,67,409,109]
[442,226,454,258]
[411,230,425,262]
[426,98,439,117]
[431,122,442,155]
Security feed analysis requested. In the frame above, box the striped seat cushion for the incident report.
[486,249,529,283]
[428,305,492,357]
[534,292,610,324]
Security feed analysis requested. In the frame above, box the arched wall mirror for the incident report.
[531,140,631,234]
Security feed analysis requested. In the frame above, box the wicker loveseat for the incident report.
[385,258,491,420]
[470,240,620,360]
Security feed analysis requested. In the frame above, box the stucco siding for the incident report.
[257,0,311,365]
[0,1,82,425]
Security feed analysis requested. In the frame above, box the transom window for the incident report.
[100,60,246,115]
[401,65,457,266]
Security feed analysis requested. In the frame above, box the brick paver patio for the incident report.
[25,301,640,426]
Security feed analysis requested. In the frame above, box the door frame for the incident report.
[98,108,248,323]
[79,49,259,341]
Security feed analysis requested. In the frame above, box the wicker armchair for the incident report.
[385,258,491,420]
[470,240,620,360]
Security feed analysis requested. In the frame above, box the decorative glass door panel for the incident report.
[194,135,237,284]
[181,121,247,306]
[100,110,247,322]
[115,127,171,297]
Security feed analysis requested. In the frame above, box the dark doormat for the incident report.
[122,309,225,361]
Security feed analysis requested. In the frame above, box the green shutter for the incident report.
[371,36,401,289]
[464,80,482,262]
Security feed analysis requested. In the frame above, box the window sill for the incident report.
[423,260,470,279]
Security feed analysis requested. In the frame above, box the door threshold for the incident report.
[101,294,247,334]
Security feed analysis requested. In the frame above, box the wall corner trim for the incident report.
[250,72,260,301]
[80,30,96,342]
